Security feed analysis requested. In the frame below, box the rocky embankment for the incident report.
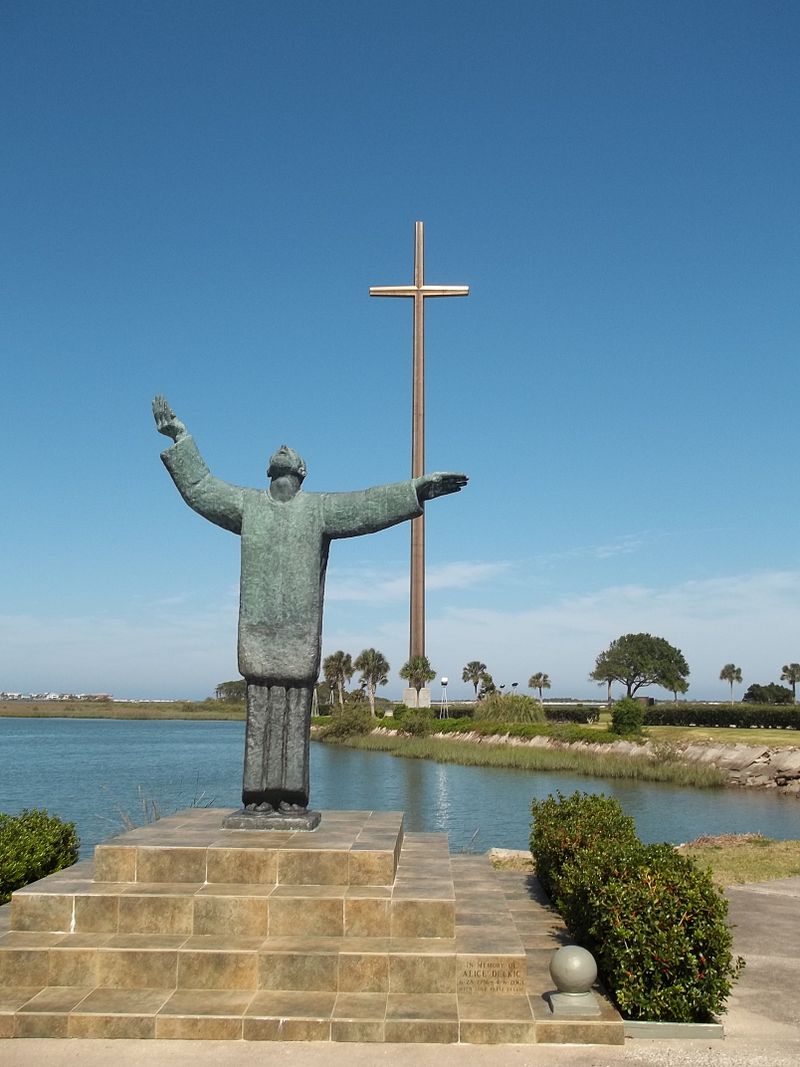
[431,731,800,796]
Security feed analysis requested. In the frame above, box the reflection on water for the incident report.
[1,717,798,856]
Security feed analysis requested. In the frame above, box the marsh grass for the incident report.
[94,776,217,837]
[329,732,728,788]
[0,700,245,721]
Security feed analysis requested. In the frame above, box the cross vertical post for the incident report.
[370,222,469,661]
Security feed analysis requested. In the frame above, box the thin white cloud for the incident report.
[423,569,800,699]
[5,567,799,703]
[326,560,511,603]
[535,533,645,566]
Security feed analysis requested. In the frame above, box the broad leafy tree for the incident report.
[478,671,496,698]
[354,648,390,717]
[719,664,742,705]
[215,679,245,701]
[462,660,487,699]
[743,682,793,705]
[528,672,551,699]
[665,676,689,702]
[780,663,800,702]
[322,650,354,708]
[590,633,689,698]
[400,655,436,698]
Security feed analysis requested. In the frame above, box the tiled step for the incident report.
[93,809,404,886]
[11,882,455,939]
[2,982,623,1043]
[3,985,551,1042]
[0,930,526,995]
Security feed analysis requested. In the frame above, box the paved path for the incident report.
[1,876,797,1066]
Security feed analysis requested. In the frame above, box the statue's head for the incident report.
[268,444,307,483]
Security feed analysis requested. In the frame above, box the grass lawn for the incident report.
[492,834,800,886]
[678,834,800,885]
[644,724,800,748]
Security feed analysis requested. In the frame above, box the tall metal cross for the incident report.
[370,221,469,661]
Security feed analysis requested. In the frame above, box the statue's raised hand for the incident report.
[152,395,187,442]
[415,472,468,502]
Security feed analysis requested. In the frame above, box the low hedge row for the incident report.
[530,791,743,1022]
[0,809,80,904]
[645,703,800,729]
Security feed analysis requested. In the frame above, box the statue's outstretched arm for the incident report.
[153,395,244,535]
[415,472,468,502]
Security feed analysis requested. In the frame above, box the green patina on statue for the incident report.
[153,396,467,829]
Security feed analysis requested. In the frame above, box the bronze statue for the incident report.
[153,396,467,828]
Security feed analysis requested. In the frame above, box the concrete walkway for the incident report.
[1,876,797,1066]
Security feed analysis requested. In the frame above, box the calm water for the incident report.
[1,718,798,857]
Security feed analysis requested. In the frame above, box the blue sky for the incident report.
[2,1,798,701]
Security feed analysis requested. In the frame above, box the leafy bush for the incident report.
[558,840,744,1021]
[529,790,637,900]
[474,692,545,724]
[530,791,744,1022]
[544,705,600,724]
[0,809,80,904]
[610,697,644,736]
[644,703,800,729]
[399,709,435,736]
[742,683,793,706]
[448,703,475,719]
[317,708,374,740]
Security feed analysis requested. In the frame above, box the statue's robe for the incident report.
[161,435,422,807]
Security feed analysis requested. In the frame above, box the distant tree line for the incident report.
[214,644,800,708]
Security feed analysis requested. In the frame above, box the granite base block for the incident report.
[222,809,322,831]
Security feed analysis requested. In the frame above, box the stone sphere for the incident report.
[549,946,598,994]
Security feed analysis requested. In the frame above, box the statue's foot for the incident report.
[278,801,306,814]
[245,801,274,813]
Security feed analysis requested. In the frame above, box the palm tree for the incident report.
[719,664,742,705]
[780,663,800,703]
[528,672,551,700]
[399,655,435,702]
[354,648,390,717]
[322,650,354,709]
[462,660,487,699]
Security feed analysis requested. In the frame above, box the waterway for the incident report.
[1,718,798,857]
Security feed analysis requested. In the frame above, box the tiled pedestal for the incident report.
[0,809,622,1044]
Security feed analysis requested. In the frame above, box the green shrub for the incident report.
[544,705,600,724]
[742,683,793,705]
[557,840,744,1021]
[318,708,374,740]
[447,703,475,719]
[530,791,744,1022]
[474,692,545,724]
[0,809,80,904]
[529,790,637,900]
[610,697,645,736]
[399,709,435,736]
